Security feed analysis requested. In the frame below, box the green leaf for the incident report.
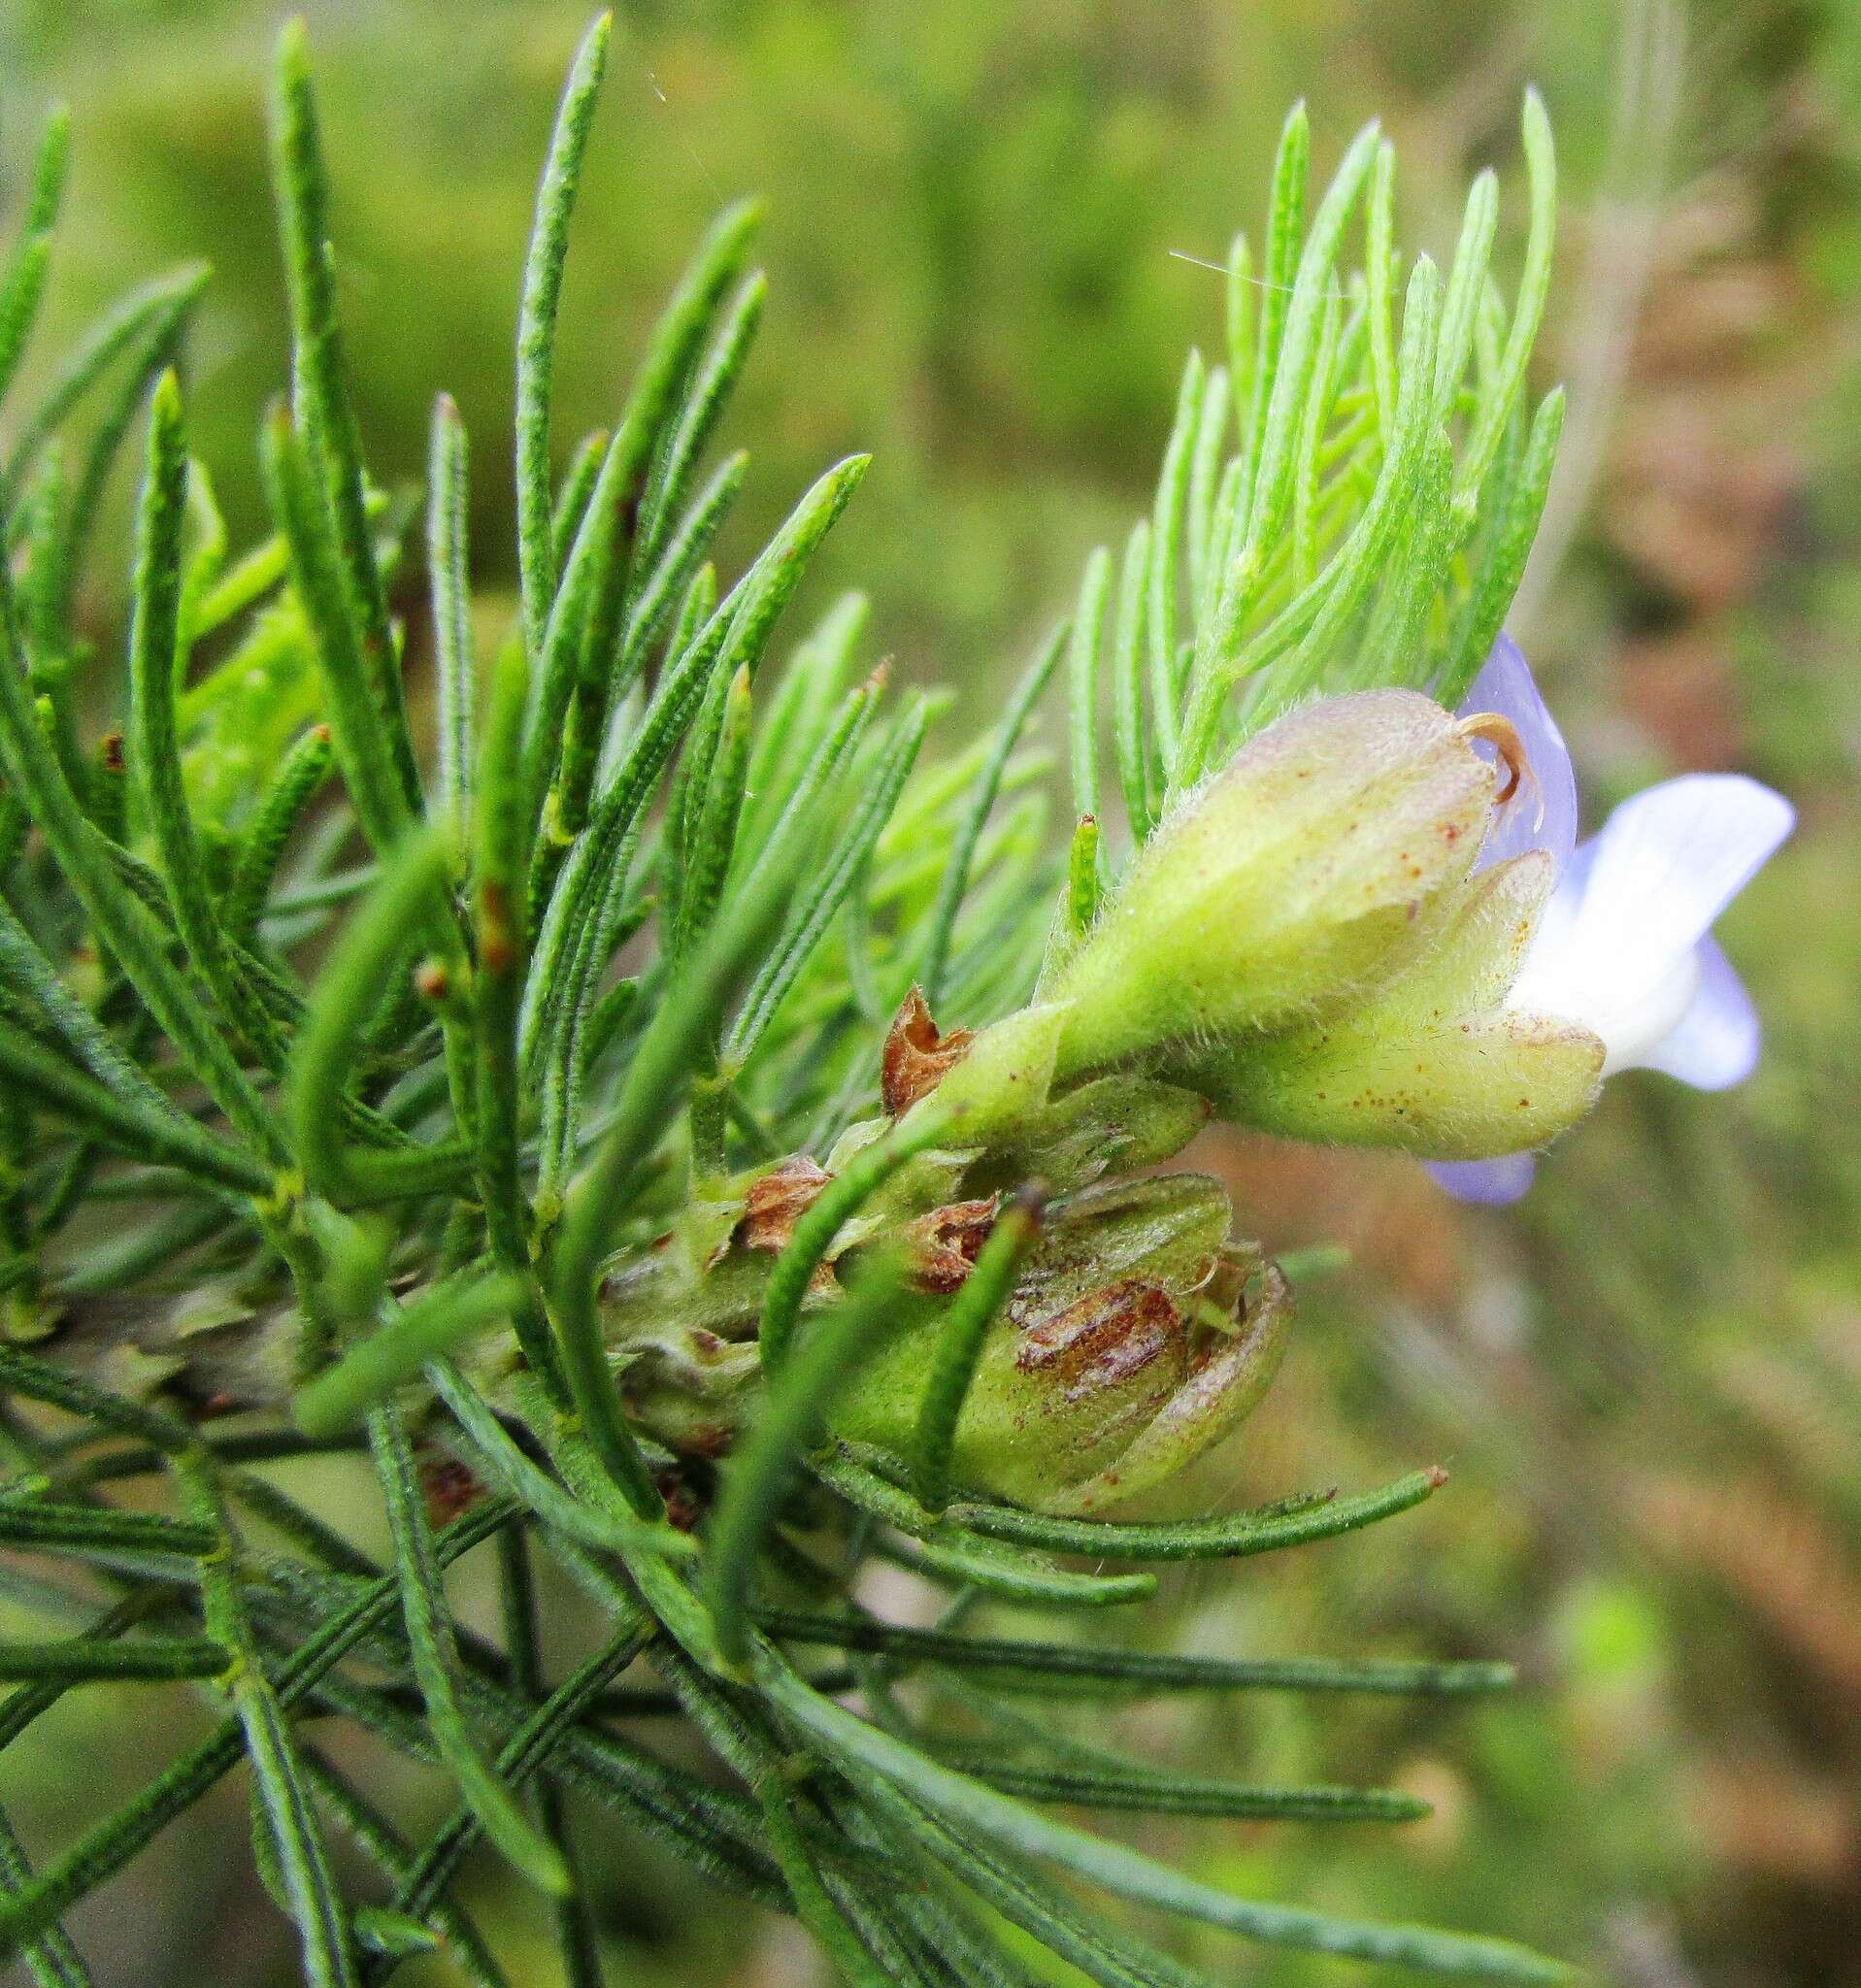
[260,406,412,859]
[547,801,812,1513]
[765,1661,1571,1983]
[724,693,926,1067]
[367,1403,570,1896]
[515,12,614,664]
[1457,90,1557,510]
[756,1607,1513,1699]
[0,1638,227,1683]
[920,623,1065,1003]
[298,1748,507,1987]
[291,1274,522,1437]
[427,394,475,839]
[223,723,336,940]
[880,1532,1157,1612]
[176,1452,359,1988]
[1109,518,1151,844]
[286,827,454,1203]
[0,263,209,518]
[942,1756,1429,1824]
[942,1467,1447,1563]
[707,1253,919,1665]
[0,1500,516,1958]
[425,1357,696,1563]
[130,373,283,1069]
[269,18,419,812]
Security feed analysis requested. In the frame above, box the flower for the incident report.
[1431,637,1794,1204]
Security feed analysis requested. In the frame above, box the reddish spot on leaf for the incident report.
[419,1449,483,1528]
[656,1472,702,1531]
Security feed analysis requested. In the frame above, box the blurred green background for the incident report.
[3,0,1859,1983]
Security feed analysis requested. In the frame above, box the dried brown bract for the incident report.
[881,985,975,1116]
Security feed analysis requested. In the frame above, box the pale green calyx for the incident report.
[1047,689,1497,1081]
[918,689,1605,1172]
[1196,853,1606,1158]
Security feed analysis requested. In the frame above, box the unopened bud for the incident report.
[830,1174,1289,1512]
[1047,691,1495,1080]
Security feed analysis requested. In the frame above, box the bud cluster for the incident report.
[597,688,1607,1516]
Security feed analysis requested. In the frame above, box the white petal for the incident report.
[1639,937,1761,1090]
[1426,1154,1538,1205]
[1458,634,1579,875]
[1561,774,1793,998]
[1504,840,1595,1020]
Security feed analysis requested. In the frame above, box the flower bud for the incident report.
[971,1073,1212,1193]
[828,1174,1290,1513]
[1047,691,1496,1080]
[1195,854,1605,1157]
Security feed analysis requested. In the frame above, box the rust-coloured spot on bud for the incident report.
[1015,1276,1179,1403]
[98,731,125,775]
[415,957,449,1003]
[733,1155,832,1256]
[881,985,975,1116]
[902,1195,1000,1292]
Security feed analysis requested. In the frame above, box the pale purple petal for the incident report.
[1458,634,1578,874]
[1561,775,1793,997]
[1639,937,1761,1090]
[1427,1153,1538,1205]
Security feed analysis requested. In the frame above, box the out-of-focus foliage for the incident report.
[0,2,1855,1985]
[0,0,1605,669]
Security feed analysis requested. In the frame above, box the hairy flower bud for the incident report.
[828,1174,1290,1513]
[1047,691,1496,1080]
[1196,853,1605,1157]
